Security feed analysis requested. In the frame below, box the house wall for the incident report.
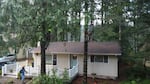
[78,55,118,79]
[33,54,70,70]
[77,55,84,75]
[57,54,70,69]
[16,48,25,59]
[17,60,28,67]
[33,53,41,68]
[33,53,118,79]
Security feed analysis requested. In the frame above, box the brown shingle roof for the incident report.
[32,42,121,56]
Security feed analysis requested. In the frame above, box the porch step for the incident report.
[4,74,17,78]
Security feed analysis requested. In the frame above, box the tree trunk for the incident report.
[40,0,47,75]
[40,40,46,74]
[40,21,46,74]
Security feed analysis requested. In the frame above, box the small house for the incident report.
[32,41,121,79]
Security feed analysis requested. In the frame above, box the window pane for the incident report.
[53,55,57,65]
[46,55,52,64]
[104,56,108,63]
[95,56,103,62]
[91,56,94,62]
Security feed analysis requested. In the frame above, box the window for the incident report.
[91,56,94,62]
[46,54,57,65]
[53,55,57,65]
[104,56,108,63]
[70,54,77,68]
[91,55,108,63]
[46,55,52,64]
[95,56,103,62]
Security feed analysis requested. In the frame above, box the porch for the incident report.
[1,63,78,80]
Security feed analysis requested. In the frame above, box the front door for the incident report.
[70,55,77,69]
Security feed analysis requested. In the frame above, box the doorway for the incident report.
[70,54,77,69]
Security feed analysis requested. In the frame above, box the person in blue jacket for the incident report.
[20,66,27,83]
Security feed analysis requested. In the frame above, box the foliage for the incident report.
[126,66,146,79]
[62,68,69,83]
[0,0,149,80]
[0,69,2,75]
[0,0,83,74]
[93,27,118,41]
[7,79,14,84]
[17,72,21,79]
[121,79,150,84]
[0,0,20,55]
[32,74,64,84]
[32,68,69,84]
[123,54,150,79]
[0,0,82,55]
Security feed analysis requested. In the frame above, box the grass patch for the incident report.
[120,79,150,84]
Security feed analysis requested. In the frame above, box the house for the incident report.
[32,41,121,79]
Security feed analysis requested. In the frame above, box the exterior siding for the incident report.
[78,55,118,78]
[33,53,41,68]
[33,54,70,70]
[16,60,28,66]
[16,48,25,59]
[57,54,70,69]
[78,55,84,74]
[33,53,118,79]
[88,56,118,78]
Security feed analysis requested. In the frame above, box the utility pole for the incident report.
[83,1,88,84]
[83,28,88,84]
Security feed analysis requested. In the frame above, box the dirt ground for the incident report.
[0,76,31,84]
[71,76,121,84]
[0,76,120,84]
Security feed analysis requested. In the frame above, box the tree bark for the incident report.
[40,40,46,74]
[40,21,46,74]
[40,0,47,74]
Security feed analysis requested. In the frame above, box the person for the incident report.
[20,66,27,84]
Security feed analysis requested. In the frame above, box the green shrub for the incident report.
[32,69,67,84]
[7,79,14,84]
[120,79,150,84]
[0,69,2,75]
[62,68,69,83]
[32,74,64,84]
[17,72,21,79]
[126,65,146,79]
[141,79,150,84]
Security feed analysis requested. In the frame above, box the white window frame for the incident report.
[90,55,108,63]
[46,55,53,65]
[46,54,57,65]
